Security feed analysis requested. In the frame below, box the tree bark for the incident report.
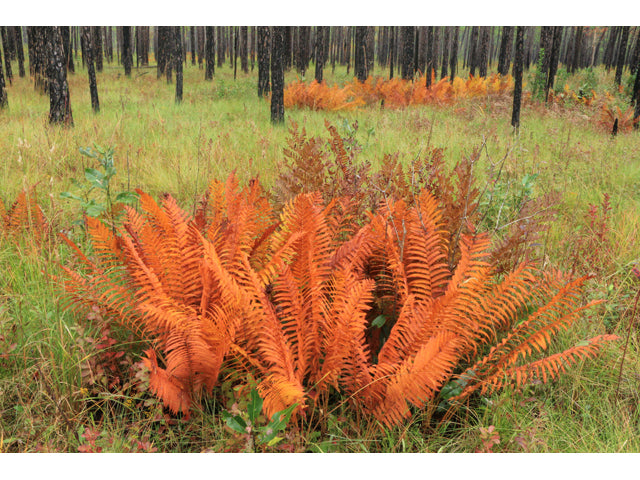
[632,52,640,129]
[1,27,13,85]
[82,27,99,113]
[205,26,215,80]
[426,26,434,86]
[190,26,196,65]
[615,26,630,86]
[315,26,326,83]
[478,26,490,77]
[354,26,367,82]
[401,26,415,80]
[0,44,7,108]
[511,26,524,130]
[46,27,73,125]
[14,27,25,78]
[257,26,271,97]
[545,26,563,101]
[122,26,133,77]
[497,26,513,76]
[93,26,104,72]
[270,26,285,124]
[449,26,459,81]
[389,26,395,79]
[440,26,450,80]
[240,26,249,74]
[175,27,183,103]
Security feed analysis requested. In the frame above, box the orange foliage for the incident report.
[283,74,514,111]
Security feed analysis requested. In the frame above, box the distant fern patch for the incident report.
[284,74,514,111]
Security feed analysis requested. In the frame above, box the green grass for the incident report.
[1,57,640,452]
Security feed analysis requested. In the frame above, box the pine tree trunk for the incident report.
[82,27,99,113]
[401,26,415,80]
[29,27,48,93]
[389,26,395,79]
[60,26,73,75]
[270,26,285,124]
[1,27,13,84]
[14,27,25,77]
[315,26,326,83]
[632,54,640,129]
[469,26,479,77]
[46,27,73,125]
[216,27,224,68]
[450,26,459,81]
[615,26,630,86]
[441,26,450,80]
[93,26,103,72]
[426,26,434,86]
[355,26,367,82]
[190,26,196,65]
[257,26,271,97]
[630,28,640,75]
[240,26,248,74]
[0,45,7,108]
[497,26,513,76]
[545,26,563,101]
[478,26,490,77]
[175,27,183,103]
[511,26,524,130]
[122,26,133,77]
[205,26,215,80]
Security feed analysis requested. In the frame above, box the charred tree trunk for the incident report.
[60,26,73,75]
[468,26,479,77]
[426,26,434,86]
[46,27,73,125]
[190,26,196,65]
[511,26,524,130]
[1,27,13,85]
[257,26,271,97]
[389,26,395,79]
[81,27,99,113]
[441,26,450,79]
[270,26,285,124]
[497,26,513,76]
[401,26,415,80]
[632,53,640,129]
[604,27,619,71]
[450,26,459,81]
[216,27,224,68]
[93,26,104,72]
[122,26,133,77]
[615,26,630,86]
[315,26,326,83]
[630,27,640,76]
[545,26,563,101]
[205,26,215,80]
[354,26,368,82]
[240,26,248,74]
[175,27,183,103]
[13,27,25,78]
[539,26,553,77]
[137,26,149,67]
[29,27,48,93]
[0,45,7,108]
[478,26,490,77]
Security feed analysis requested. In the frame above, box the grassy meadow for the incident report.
[1,55,640,453]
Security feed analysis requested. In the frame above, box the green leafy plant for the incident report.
[60,145,138,228]
[531,48,547,102]
[222,387,297,452]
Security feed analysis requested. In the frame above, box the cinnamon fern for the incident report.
[59,173,616,427]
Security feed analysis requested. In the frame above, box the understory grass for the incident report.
[1,58,639,452]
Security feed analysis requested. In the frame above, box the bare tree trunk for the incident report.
[257,26,271,97]
[82,27,99,113]
[450,26,459,81]
[240,26,248,74]
[93,26,103,72]
[426,26,434,86]
[315,26,326,83]
[511,26,524,130]
[175,27,183,103]
[615,26,630,86]
[46,27,73,125]
[122,26,133,77]
[497,26,513,76]
[1,27,13,84]
[545,26,563,101]
[270,26,285,124]
[401,26,415,80]
[13,27,25,77]
[0,45,7,108]
[389,26,395,79]
[205,26,215,80]
[355,26,367,82]
[478,26,490,77]
[440,26,450,79]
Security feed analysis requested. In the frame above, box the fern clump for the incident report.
[59,171,617,427]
